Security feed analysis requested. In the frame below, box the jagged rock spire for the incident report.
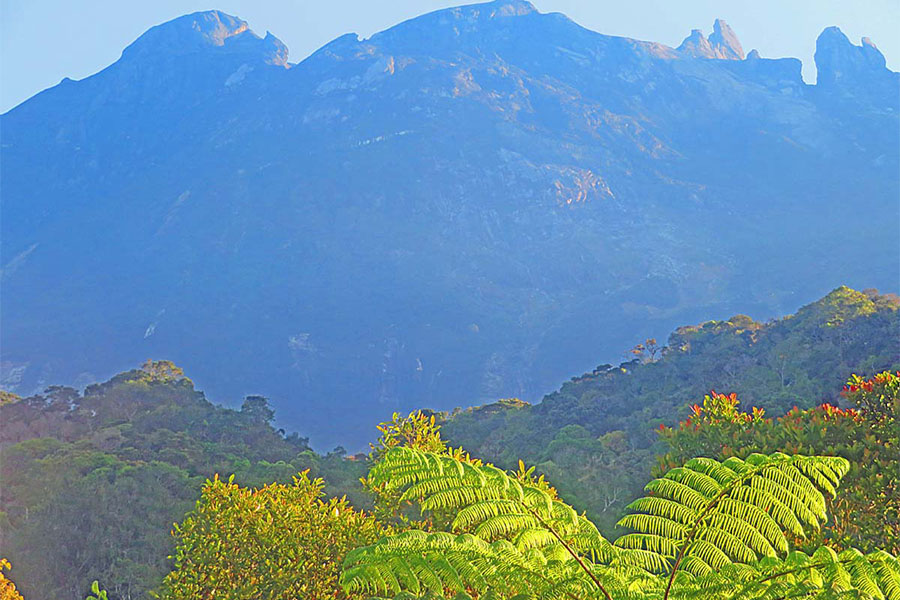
[678,19,743,60]
[709,19,744,59]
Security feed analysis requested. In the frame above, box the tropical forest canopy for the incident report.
[0,286,897,599]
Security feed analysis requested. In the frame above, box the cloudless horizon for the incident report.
[1,0,898,113]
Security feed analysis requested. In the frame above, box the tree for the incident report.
[140,360,185,382]
[341,446,899,599]
[0,559,23,600]
[239,395,275,425]
[159,472,382,600]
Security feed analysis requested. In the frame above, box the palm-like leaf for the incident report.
[346,447,622,598]
[370,447,617,563]
[339,448,898,600]
[342,530,609,600]
[615,452,850,585]
[669,547,900,600]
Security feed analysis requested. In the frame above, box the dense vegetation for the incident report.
[0,362,367,600]
[341,446,896,599]
[439,286,899,531]
[656,374,900,555]
[128,375,900,598]
[0,286,897,598]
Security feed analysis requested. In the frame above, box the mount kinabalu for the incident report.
[1,1,897,448]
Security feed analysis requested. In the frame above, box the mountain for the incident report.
[2,1,897,449]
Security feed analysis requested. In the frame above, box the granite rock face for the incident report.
[2,1,897,448]
[678,19,744,59]
[708,19,744,59]
[815,26,896,101]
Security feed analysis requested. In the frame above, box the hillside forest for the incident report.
[0,286,898,599]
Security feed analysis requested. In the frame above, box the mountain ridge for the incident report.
[2,2,897,449]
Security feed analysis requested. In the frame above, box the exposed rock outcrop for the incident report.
[678,19,744,60]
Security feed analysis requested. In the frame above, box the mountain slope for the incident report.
[2,1,898,448]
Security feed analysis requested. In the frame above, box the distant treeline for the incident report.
[438,286,899,531]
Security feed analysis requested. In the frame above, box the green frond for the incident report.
[616,533,679,558]
[694,525,757,563]
[642,478,711,512]
[354,447,622,598]
[341,529,616,599]
[706,511,777,558]
[663,466,721,499]
[671,546,900,600]
[350,447,878,600]
[716,497,786,554]
[615,452,851,584]
[625,497,698,526]
[617,514,687,541]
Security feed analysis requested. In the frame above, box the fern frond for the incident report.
[351,447,886,600]
[342,530,607,599]
[370,447,616,558]
[667,546,900,600]
[615,452,850,583]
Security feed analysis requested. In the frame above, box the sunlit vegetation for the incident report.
[438,287,899,531]
[0,288,896,598]
[0,559,23,600]
[0,361,367,599]
[657,372,900,554]
[341,443,897,599]
[158,473,382,600]
[156,398,899,599]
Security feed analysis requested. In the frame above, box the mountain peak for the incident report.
[709,19,744,59]
[815,26,889,90]
[121,10,288,66]
[678,19,744,60]
[486,0,537,17]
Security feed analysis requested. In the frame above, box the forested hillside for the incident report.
[0,363,367,599]
[1,286,896,598]
[439,286,899,530]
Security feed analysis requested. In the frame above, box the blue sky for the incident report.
[2,0,898,112]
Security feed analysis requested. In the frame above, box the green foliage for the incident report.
[439,287,899,531]
[2,287,897,599]
[343,446,625,600]
[0,361,368,600]
[618,453,849,578]
[658,372,900,553]
[86,580,109,600]
[158,472,382,600]
[371,411,448,460]
[341,447,898,600]
[363,411,485,532]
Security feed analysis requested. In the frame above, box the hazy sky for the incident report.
[2,0,898,113]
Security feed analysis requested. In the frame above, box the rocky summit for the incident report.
[1,0,897,448]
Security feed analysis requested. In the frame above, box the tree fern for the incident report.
[348,447,626,598]
[615,452,850,597]
[670,547,900,600]
[342,530,610,599]
[369,447,617,565]
[340,447,900,600]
